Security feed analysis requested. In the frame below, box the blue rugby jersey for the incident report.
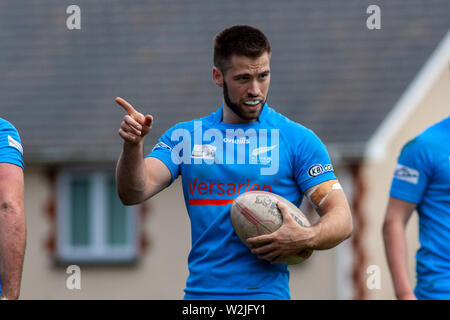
[148,104,337,299]
[0,118,24,170]
[390,116,450,299]
[0,118,24,296]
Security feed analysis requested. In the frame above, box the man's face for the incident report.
[215,52,270,122]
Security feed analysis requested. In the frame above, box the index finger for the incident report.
[115,97,136,115]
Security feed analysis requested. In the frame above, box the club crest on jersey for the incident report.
[192,144,216,160]
[394,163,419,184]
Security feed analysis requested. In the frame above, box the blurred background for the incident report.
[0,0,449,299]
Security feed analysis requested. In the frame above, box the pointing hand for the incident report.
[116,97,153,145]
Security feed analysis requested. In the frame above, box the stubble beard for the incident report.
[223,80,267,122]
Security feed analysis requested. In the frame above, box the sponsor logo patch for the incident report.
[308,164,324,177]
[394,163,419,184]
[8,135,23,155]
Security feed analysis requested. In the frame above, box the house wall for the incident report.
[20,164,352,299]
[362,65,450,299]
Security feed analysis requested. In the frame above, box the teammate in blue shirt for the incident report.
[0,118,26,300]
[383,116,450,300]
[115,25,353,299]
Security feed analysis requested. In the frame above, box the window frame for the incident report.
[56,167,138,264]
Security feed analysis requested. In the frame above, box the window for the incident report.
[56,168,138,263]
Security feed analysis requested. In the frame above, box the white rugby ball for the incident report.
[230,191,313,265]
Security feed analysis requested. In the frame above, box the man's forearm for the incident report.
[0,202,26,299]
[383,220,415,299]
[116,141,148,205]
[309,206,353,250]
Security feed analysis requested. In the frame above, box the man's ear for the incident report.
[212,66,224,88]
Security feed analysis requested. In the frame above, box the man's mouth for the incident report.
[243,100,263,108]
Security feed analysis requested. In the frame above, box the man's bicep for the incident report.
[144,157,173,197]
[0,163,24,207]
[305,179,349,216]
[384,196,416,226]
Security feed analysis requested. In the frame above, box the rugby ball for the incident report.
[230,191,313,265]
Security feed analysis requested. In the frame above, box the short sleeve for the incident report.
[0,119,24,170]
[146,124,184,183]
[389,138,430,204]
[294,128,337,193]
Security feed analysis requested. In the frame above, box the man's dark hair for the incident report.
[213,25,271,74]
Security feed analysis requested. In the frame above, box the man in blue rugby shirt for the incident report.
[383,117,450,300]
[0,118,26,300]
[115,25,353,299]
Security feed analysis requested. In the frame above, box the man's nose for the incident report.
[247,80,261,97]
